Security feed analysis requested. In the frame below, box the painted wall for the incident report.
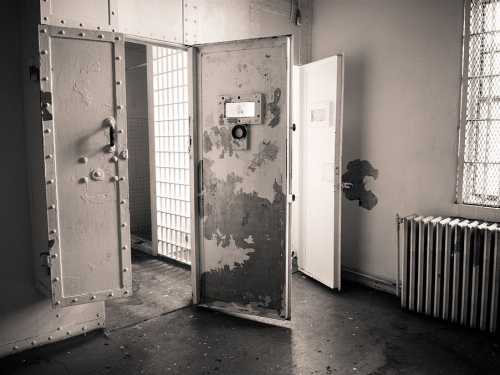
[125,43,151,239]
[311,0,500,287]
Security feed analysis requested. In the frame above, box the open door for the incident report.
[38,25,132,307]
[294,56,344,290]
[190,36,292,320]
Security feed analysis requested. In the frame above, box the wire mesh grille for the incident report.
[462,0,500,207]
[152,46,191,264]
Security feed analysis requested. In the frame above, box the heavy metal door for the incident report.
[192,37,292,320]
[38,26,132,307]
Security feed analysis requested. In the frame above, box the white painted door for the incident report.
[294,56,343,290]
[38,26,132,307]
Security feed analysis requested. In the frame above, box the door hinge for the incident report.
[40,252,52,268]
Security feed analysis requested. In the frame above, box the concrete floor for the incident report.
[106,251,192,330]
[1,274,499,375]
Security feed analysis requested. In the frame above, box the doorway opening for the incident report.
[105,40,193,330]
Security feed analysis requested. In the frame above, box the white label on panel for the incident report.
[225,102,256,118]
[309,101,331,127]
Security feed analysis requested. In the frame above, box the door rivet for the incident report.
[121,223,127,227]
[116,56,122,61]
[120,199,126,204]
[109,292,114,297]
[51,254,58,259]
[124,290,129,295]
[47,179,54,184]
[42,77,49,81]
[48,204,56,209]
[46,154,53,159]
[58,30,65,35]
[44,128,51,133]
[80,177,89,184]
[119,176,125,181]
[13,346,18,351]
[90,169,105,181]
[91,295,96,300]
[98,34,104,39]
[57,327,61,331]
[72,298,78,303]
[48,336,53,341]
[79,32,85,37]
[53,277,59,282]
[66,331,71,335]
[117,105,123,110]
[122,245,127,250]
[123,268,128,272]
[79,156,88,164]
[31,341,36,346]
[119,149,128,160]
[40,50,48,55]
[110,156,118,162]
[55,300,61,305]
[41,28,47,33]
[112,176,119,181]
[116,80,122,85]
[50,229,57,235]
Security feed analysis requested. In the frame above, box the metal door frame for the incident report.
[39,25,131,307]
[188,35,293,319]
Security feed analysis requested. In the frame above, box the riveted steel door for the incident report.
[192,36,292,320]
[39,25,131,307]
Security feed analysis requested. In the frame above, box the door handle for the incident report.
[197,160,204,217]
[103,116,116,153]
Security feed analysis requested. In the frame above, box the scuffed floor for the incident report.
[106,250,192,330]
[1,274,499,375]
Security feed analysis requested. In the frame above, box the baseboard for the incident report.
[342,267,397,296]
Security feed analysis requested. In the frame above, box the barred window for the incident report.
[459,0,500,207]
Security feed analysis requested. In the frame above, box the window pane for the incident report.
[461,0,500,207]
[151,46,191,263]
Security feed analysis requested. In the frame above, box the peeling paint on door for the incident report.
[198,37,289,318]
[267,88,281,127]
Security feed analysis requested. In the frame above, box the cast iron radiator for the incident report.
[400,216,500,333]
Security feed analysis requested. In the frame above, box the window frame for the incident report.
[456,0,500,210]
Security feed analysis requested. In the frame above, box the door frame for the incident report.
[188,35,293,319]
[124,36,190,261]
[124,33,295,314]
